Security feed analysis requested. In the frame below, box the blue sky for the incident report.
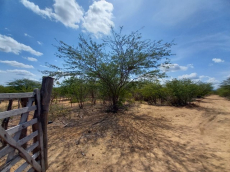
[0,0,229,88]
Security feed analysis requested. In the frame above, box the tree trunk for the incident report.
[112,96,118,113]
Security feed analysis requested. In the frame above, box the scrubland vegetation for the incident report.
[216,77,230,100]
[1,28,229,172]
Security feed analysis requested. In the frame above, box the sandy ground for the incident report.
[45,95,230,172]
[0,95,229,171]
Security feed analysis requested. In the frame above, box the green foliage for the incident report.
[61,77,89,109]
[51,87,62,104]
[136,79,213,106]
[166,79,197,106]
[7,79,41,92]
[42,27,173,112]
[217,77,230,99]
[140,82,163,105]
[0,85,18,93]
[196,82,213,98]
[0,85,8,93]
[165,79,213,106]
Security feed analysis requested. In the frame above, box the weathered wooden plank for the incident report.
[27,141,39,153]
[1,142,39,172]
[40,77,53,170]
[1,100,13,147]
[17,131,38,146]
[19,98,30,149]
[27,167,35,172]
[15,161,29,172]
[1,155,21,172]
[15,152,40,172]
[0,138,39,159]
[33,88,46,172]
[1,100,13,129]
[6,118,38,135]
[0,98,36,160]
[0,92,34,100]
[6,97,34,167]
[0,146,14,159]
[0,126,41,172]
[0,105,36,120]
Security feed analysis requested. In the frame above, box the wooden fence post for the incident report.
[40,76,54,170]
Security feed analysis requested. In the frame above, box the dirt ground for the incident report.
[45,95,230,172]
[0,95,229,171]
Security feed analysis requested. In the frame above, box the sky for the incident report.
[0,0,229,88]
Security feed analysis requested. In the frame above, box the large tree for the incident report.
[42,28,173,112]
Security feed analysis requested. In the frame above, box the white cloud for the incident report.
[40,65,47,68]
[0,70,40,85]
[20,0,84,29]
[0,34,43,56]
[212,58,224,63]
[23,57,38,62]
[178,73,198,80]
[82,0,114,36]
[24,33,32,38]
[53,0,84,29]
[37,41,42,45]
[0,60,34,68]
[20,0,114,36]
[206,77,219,84]
[177,74,219,88]
[6,69,35,76]
[187,64,194,69]
[199,75,219,84]
[0,70,6,73]
[161,63,193,72]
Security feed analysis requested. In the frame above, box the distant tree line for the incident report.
[0,79,41,93]
[48,77,213,108]
[0,78,214,108]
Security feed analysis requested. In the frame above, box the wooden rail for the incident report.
[0,77,53,172]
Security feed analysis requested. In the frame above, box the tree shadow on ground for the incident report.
[101,111,226,172]
[47,103,228,172]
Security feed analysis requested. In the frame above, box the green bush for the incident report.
[196,82,213,98]
[217,77,230,99]
[217,87,230,99]
[140,82,162,105]
[165,79,197,106]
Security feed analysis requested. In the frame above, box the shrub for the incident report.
[217,77,230,99]
[140,82,162,105]
[166,79,198,106]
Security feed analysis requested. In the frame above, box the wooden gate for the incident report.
[0,77,53,172]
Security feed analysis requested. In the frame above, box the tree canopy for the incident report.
[7,79,41,92]
[42,28,173,111]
